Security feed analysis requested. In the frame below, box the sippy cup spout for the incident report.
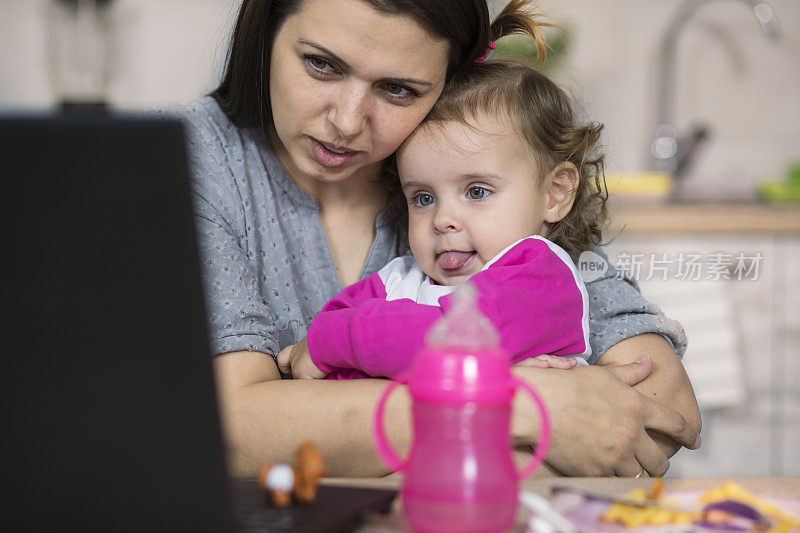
[426,282,499,352]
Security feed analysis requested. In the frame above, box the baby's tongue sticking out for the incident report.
[437,251,475,271]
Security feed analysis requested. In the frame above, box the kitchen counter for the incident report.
[608,203,800,235]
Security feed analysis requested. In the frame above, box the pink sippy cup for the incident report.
[373,284,550,533]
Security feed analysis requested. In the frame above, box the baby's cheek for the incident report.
[408,220,427,249]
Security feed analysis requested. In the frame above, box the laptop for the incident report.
[0,111,395,532]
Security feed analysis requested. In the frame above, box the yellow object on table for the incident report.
[600,484,701,528]
[604,172,674,199]
[600,480,800,531]
[698,482,800,531]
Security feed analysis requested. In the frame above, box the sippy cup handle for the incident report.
[512,378,551,480]
[372,373,409,472]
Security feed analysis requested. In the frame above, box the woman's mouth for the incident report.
[437,251,477,273]
[310,138,358,168]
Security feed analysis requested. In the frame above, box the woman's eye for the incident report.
[468,187,490,200]
[384,83,416,99]
[414,194,434,207]
[306,56,336,74]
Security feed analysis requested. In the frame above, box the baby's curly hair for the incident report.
[418,61,608,257]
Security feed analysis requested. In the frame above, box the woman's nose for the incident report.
[328,86,368,140]
[433,203,461,234]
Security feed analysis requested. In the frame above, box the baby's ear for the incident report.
[542,162,579,223]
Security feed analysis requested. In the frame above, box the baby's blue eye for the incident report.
[468,187,489,200]
[415,194,434,207]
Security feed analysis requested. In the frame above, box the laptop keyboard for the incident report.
[229,479,396,532]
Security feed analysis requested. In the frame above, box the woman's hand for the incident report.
[511,355,700,477]
[276,337,328,380]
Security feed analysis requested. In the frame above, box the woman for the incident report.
[176,0,701,478]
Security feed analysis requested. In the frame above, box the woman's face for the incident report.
[269,0,449,186]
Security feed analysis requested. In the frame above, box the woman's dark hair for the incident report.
[422,61,609,256]
[211,0,502,129]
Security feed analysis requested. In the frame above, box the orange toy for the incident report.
[293,441,327,504]
[258,441,327,507]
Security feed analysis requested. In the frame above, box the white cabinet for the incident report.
[603,228,799,477]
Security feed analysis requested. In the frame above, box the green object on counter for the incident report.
[788,162,800,186]
[759,161,800,203]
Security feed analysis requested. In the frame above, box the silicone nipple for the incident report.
[426,282,499,351]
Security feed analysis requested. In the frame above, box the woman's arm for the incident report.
[214,350,412,477]
[513,335,701,478]
[216,348,700,478]
[595,333,702,459]
[510,354,700,478]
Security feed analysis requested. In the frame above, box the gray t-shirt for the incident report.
[171,97,686,365]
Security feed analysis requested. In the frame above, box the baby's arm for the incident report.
[277,338,327,379]
[306,272,444,378]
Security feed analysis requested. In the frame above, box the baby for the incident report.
[279,60,607,380]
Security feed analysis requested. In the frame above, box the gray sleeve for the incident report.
[583,247,687,364]
[175,104,280,357]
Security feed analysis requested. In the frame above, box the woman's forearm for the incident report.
[214,337,702,479]
[215,350,558,478]
[214,351,412,477]
[510,354,700,477]
[596,333,702,458]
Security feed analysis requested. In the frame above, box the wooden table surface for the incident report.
[320,476,800,531]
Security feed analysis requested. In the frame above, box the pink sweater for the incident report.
[307,236,590,379]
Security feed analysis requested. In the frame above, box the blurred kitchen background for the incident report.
[1,0,798,477]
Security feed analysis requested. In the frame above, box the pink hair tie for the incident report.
[474,41,496,63]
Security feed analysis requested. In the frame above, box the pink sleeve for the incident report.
[442,238,589,364]
[307,272,443,379]
[308,238,588,379]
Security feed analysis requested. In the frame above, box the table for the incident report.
[320,477,800,531]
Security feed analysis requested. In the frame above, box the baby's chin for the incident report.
[432,276,464,287]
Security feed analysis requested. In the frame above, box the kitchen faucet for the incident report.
[651,0,780,178]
